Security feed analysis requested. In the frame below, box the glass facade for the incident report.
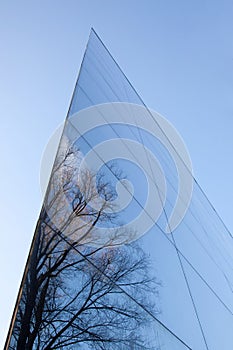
[5,29,233,350]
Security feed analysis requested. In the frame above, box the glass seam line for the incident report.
[89,28,233,241]
[77,41,233,290]
[50,225,192,349]
[67,108,233,320]
[78,62,233,288]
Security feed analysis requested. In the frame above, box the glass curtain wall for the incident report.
[5,29,233,350]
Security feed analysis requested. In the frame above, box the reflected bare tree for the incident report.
[8,141,160,350]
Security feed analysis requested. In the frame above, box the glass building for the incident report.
[5,29,233,350]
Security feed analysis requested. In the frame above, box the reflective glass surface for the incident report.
[6,29,233,350]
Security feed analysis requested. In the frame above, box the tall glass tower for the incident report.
[5,29,233,350]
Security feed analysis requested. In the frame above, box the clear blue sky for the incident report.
[1,0,233,347]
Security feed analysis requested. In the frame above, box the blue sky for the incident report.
[1,0,233,347]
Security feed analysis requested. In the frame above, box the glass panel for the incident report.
[6,29,233,350]
[180,255,233,350]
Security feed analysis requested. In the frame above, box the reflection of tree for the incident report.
[9,142,160,350]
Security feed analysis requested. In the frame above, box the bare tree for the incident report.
[7,141,160,350]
